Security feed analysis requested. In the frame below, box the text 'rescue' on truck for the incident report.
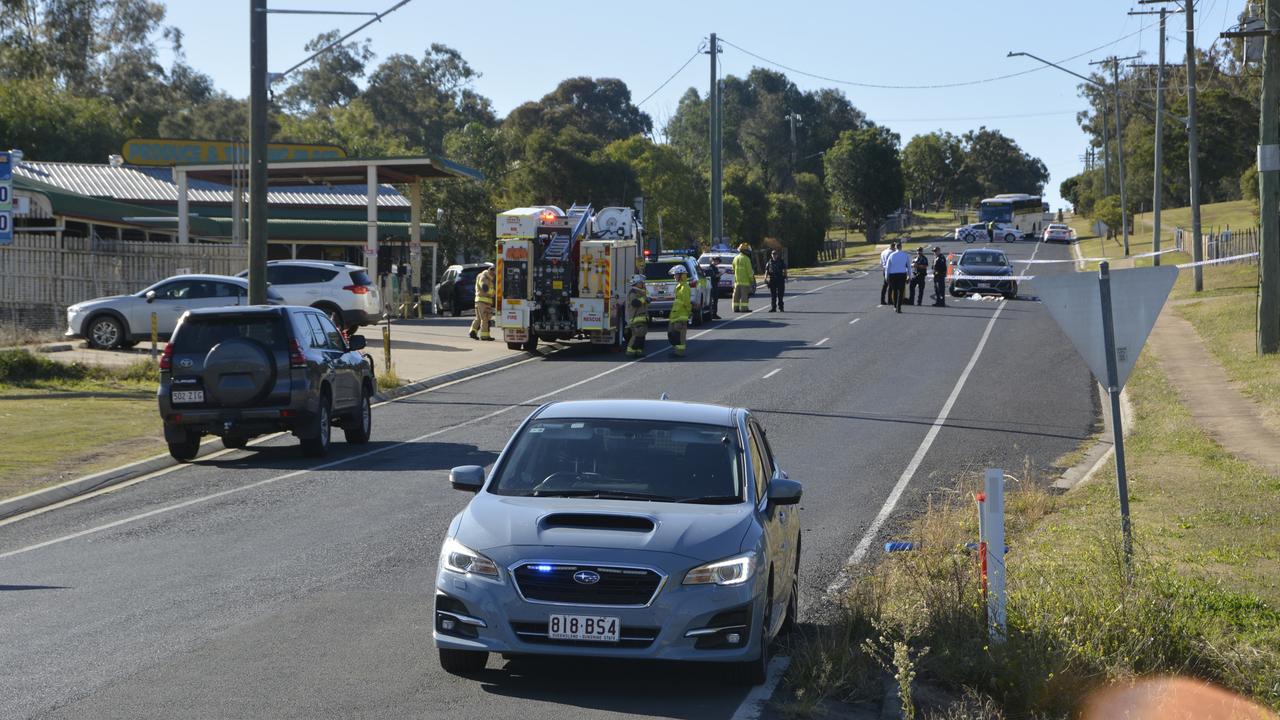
[494,204,641,352]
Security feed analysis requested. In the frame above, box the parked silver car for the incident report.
[434,399,803,685]
[65,275,283,349]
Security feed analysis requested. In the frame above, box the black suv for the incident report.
[433,264,489,317]
[158,306,375,461]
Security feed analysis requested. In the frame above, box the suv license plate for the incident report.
[171,390,204,404]
[548,614,619,642]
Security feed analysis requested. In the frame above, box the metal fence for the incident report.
[1,233,245,330]
[1173,226,1260,266]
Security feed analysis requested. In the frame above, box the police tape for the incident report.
[949,252,1259,282]
[1013,248,1179,264]
[1176,252,1259,268]
[950,273,1037,281]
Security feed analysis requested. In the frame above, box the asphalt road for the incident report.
[0,237,1096,719]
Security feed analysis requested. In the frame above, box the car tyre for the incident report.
[523,335,538,353]
[737,585,772,686]
[167,428,201,462]
[438,647,487,675]
[87,315,125,349]
[300,391,332,457]
[221,434,249,450]
[963,232,977,244]
[1004,233,1017,243]
[343,384,372,445]
[506,342,523,351]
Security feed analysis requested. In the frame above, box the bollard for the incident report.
[150,312,158,359]
[382,322,392,375]
[982,468,1007,643]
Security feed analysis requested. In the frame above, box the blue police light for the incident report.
[532,564,554,573]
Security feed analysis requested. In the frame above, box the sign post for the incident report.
[0,150,14,246]
[982,468,1007,643]
[1032,263,1178,578]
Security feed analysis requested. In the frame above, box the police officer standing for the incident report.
[765,249,788,312]
[932,246,948,307]
[908,247,928,306]
[706,256,723,319]
[624,273,649,357]
[668,265,691,357]
[469,262,495,340]
[731,243,754,313]
[986,220,996,243]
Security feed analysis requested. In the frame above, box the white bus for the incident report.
[978,194,1045,237]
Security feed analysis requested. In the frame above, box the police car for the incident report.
[643,255,714,325]
[955,223,1021,244]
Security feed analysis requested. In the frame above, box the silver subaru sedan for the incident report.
[434,399,803,685]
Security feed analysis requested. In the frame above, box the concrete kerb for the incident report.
[0,346,559,523]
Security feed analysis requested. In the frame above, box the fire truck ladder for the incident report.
[542,204,593,262]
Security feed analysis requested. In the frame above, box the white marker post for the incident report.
[983,468,1007,643]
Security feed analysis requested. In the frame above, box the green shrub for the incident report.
[0,349,89,384]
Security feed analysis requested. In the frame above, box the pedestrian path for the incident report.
[1147,309,1280,474]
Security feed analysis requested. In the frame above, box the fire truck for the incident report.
[494,205,642,351]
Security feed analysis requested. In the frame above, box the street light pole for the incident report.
[248,0,268,305]
[1090,55,1140,256]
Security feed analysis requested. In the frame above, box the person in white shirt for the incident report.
[879,241,896,305]
[885,244,912,313]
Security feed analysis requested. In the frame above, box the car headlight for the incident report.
[683,552,756,586]
[440,537,500,578]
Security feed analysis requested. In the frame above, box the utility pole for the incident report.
[784,112,802,184]
[248,0,268,305]
[1091,55,1139,256]
[1130,7,1182,266]
[1102,122,1111,195]
[707,34,723,246]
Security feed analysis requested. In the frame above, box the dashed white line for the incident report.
[814,337,829,346]
[762,368,782,379]
[849,318,860,325]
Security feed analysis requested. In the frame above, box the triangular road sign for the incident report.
[1031,265,1178,389]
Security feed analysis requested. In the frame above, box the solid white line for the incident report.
[827,299,1008,594]
[729,655,791,720]
[814,337,829,346]
[849,318,860,325]
[762,368,782,380]
[1,279,858,559]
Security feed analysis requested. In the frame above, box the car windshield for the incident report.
[961,252,1007,267]
[977,205,1012,223]
[173,315,289,353]
[489,418,742,503]
[644,262,681,281]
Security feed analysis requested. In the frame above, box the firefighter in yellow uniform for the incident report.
[668,265,692,358]
[731,243,754,313]
[624,273,649,357]
[469,263,495,341]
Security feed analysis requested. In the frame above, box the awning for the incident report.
[178,156,483,186]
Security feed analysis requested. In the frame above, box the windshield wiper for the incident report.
[532,489,670,501]
[674,495,742,504]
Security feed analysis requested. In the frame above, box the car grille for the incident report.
[510,622,659,648]
[512,563,664,606]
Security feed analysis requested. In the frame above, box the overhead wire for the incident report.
[716,20,1163,91]
[635,42,707,107]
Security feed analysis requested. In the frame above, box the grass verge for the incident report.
[0,349,163,500]
[783,353,1280,717]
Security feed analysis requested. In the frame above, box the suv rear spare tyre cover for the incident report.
[203,338,276,407]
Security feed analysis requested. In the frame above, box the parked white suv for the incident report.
[236,261,380,333]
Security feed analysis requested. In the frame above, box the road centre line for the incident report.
[0,279,854,559]
[849,318,860,325]
[827,299,1008,594]
[814,337,829,346]
[762,368,782,379]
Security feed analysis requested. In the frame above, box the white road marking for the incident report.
[729,655,791,720]
[827,299,1008,594]
[762,368,782,379]
[814,337,829,346]
[849,318,860,325]
[1,279,856,558]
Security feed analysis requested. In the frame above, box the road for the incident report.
[0,237,1095,719]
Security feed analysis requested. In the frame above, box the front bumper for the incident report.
[340,308,380,328]
[950,278,1015,294]
[433,555,765,662]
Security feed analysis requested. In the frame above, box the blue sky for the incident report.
[159,0,1243,211]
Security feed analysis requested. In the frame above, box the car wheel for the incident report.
[963,232,976,244]
[506,342,524,351]
[451,305,461,318]
[781,550,800,636]
[300,391,332,457]
[313,304,343,331]
[438,647,487,675]
[737,582,772,685]
[221,434,249,450]
[523,334,538,353]
[167,428,201,462]
[1004,233,1017,243]
[87,315,124,349]
[343,384,372,445]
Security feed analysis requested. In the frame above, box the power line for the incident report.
[877,109,1081,122]
[716,22,1161,90]
[635,42,707,107]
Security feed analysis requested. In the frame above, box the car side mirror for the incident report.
[767,477,802,506]
[449,465,485,492]
[145,290,157,303]
[347,334,367,351]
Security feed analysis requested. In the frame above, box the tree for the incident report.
[766,193,806,256]
[501,126,635,209]
[960,127,1049,197]
[503,77,651,147]
[724,165,768,247]
[0,77,124,161]
[902,133,955,209]
[790,172,830,266]
[276,99,412,157]
[604,136,706,247]
[278,30,373,113]
[1092,195,1122,238]
[421,123,507,262]
[364,44,496,155]
[824,126,903,243]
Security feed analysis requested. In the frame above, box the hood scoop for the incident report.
[540,513,655,533]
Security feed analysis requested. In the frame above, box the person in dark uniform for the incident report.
[706,256,723,319]
[931,246,948,307]
[908,247,928,306]
[765,249,788,312]
[986,220,996,243]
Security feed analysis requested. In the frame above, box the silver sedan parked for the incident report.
[65,275,283,349]
[434,399,803,685]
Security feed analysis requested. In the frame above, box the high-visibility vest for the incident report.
[669,281,692,323]
[474,269,495,305]
[625,286,649,326]
[732,252,753,285]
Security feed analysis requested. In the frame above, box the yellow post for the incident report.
[382,323,391,374]
[150,312,158,359]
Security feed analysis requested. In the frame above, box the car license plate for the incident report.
[171,390,204,404]
[548,614,619,642]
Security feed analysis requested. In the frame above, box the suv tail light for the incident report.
[343,284,370,295]
[289,339,307,368]
[159,342,174,371]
